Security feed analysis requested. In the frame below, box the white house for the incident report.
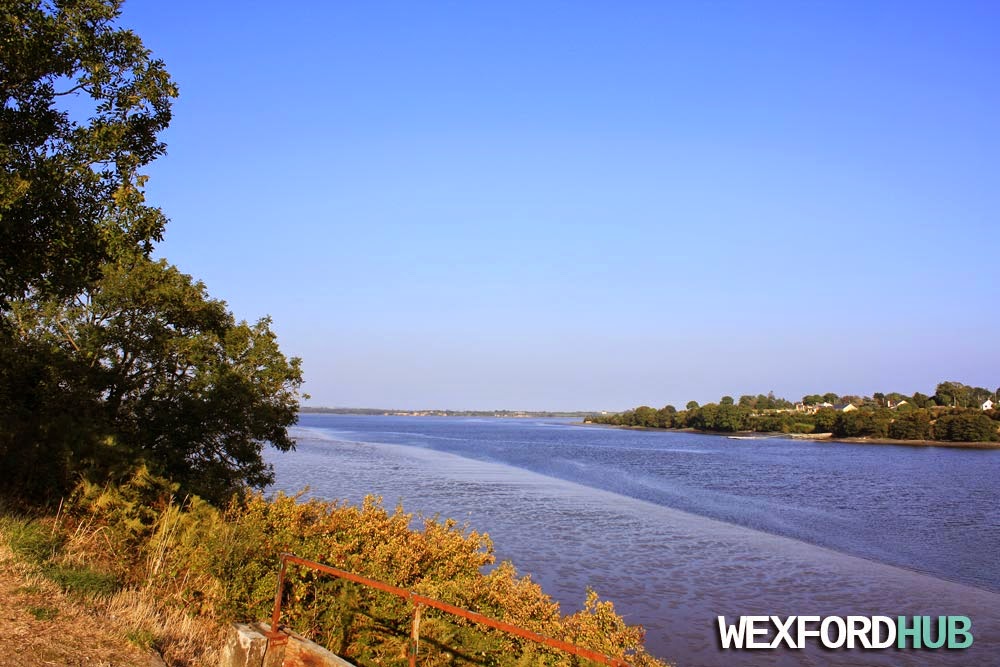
[983,399,995,411]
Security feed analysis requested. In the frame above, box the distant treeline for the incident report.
[587,381,1000,442]
[300,407,600,418]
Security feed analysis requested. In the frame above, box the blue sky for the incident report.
[122,1,998,410]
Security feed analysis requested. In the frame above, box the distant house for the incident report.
[795,401,834,415]
[984,399,995,411]
[833,403,858,413]
[887,399,909,410]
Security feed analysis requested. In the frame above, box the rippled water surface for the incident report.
[267,415,1000,666]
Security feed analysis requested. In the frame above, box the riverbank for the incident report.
[581,422,1000,448]
[2,469,668,667]
[280,416,1000,666]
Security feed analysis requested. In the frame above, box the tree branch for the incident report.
[55,319,81,353]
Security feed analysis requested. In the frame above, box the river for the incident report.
[267,415,1000,666]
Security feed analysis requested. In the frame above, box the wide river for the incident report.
[268,415,1000,666]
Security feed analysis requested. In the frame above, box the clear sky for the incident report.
[121,1,999,411]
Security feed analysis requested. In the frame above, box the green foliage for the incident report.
[632,406,657,427]
[832,410,890,438]
[4,517,63,563]
[1,0,301,508]
[591,382,997,445]
[52,482,670,667]
[43,563,121,597]
[934,413,999,442]
[933,381,994,409]
[125,629,157,650]
[888,410,933,440]
[2,257,304,504]
[28,605,59,621]
[1,0,177,303]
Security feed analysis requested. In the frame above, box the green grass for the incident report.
[3,518,63,563]
[125,628,157,650]
[28,605,59,621]
[43,564,121,597]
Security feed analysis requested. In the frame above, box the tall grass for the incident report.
[3,468,670,667]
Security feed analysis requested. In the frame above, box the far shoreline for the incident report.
[580,422,1000,449]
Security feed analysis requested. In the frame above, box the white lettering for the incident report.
[871,616,896,648]
[847,615,872,648]
[770,615,798,649]
[745,615,771,649]
[796,615,821,649]
[717,616,746,649]
[821,616,847,648]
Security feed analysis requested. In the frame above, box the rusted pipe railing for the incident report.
[269,552,632,667]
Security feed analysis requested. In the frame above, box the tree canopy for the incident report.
[1,0,176,303]
[1,1,303,505]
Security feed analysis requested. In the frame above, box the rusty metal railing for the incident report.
[268,552,632,667]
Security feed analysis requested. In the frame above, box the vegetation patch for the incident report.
[3,518,63,564]
[43,564,121,598]
[28,605,59,621]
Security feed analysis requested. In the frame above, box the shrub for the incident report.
[933,413,1000,442]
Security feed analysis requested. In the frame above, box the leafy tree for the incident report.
[1,0,177,304]
[738,394,755,408]
[832,410,890,438]
[712,403,748,432]
[812,408,837,433]
[934,413,999,442]
[655,405,677,428]
[633,405,657,428]
[686,404,718,431]
[888,410,933,440]
[822,392,839,404]
[685,400,699,410]
[720,395,734,406]
[4,257,304,503]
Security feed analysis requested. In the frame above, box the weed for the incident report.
[4,519,63,563]
[28,605,59,621]
[43,563,121,597]
[125,628,157,650]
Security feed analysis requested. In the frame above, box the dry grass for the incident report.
[0,526,223,667]
[105,590,225,666]
[0,542,157,667]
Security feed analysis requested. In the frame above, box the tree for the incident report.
[812,408,837,433]
[712,404,748,432]
[934,413,999,442]
[720,395,734,406]
[633,405,657,428]
[685,400,699,410]
[888,410,932,440]
[1,0,177,304]
[4,257,304,503]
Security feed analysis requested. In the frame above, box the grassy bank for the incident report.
[1,469,669,667]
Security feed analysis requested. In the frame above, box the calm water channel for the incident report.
[267,415,1000,667]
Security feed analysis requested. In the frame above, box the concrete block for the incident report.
[219,623,269,667]
[254,623,355,667]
